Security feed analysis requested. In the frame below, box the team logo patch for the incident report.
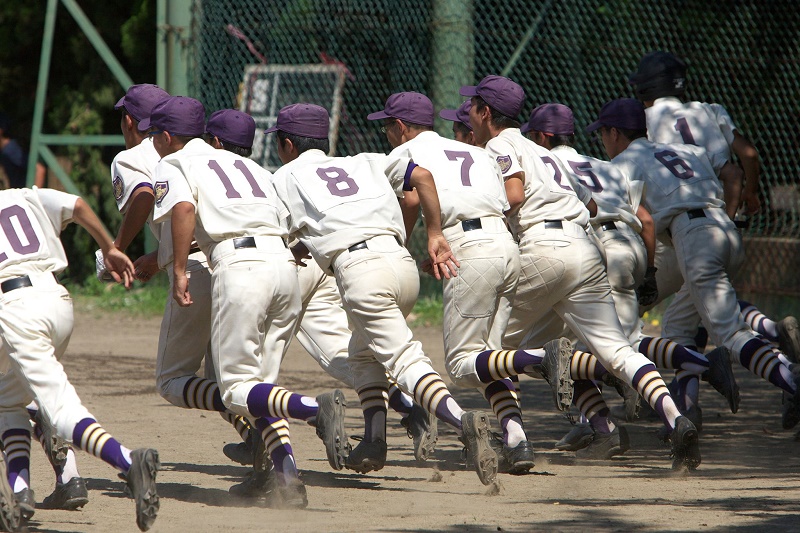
[496,155,512,174]
[112,175,124,202]
[154,181,169,207]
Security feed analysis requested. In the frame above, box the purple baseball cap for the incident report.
[206,109,256,148]
[460,75,525,119]
[367,92,435,127]
[264,103,329,139]
[586,98,646,132]
[439,100,472,130]
[521,103,575,135]
[114,84,170,131]
[141,96,205,137]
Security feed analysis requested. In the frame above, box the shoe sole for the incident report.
[543,338,574,412]
[461,412,498,486]
[345,457,385,474]
[706,347,740,414]
[316,390,348,471]
[778,317,800,364]
[0,459,20,533]
[415,411,438,462]
[129,449,160,532]
[506,459,535,475]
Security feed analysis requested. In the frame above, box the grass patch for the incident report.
[409,295,443,327]
[68,272,169,316]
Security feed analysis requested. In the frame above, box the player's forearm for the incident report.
[72,198,117,254]
[636,205,656,267]
[504,173,525,212]
[408,167,444,235]
[115,189,155,251]
[732,134,761,196]
[398,189,420,246]
[171,202,196,276]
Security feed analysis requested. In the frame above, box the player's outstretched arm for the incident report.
[115,187,155,252]
[398,188,420,247]
[635,204,656,269]
[408,166,459,280]
[171,201,196,307]
[731,131,761,215]
[72,198,135,288]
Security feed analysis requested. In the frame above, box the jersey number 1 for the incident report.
[208,160,267,198]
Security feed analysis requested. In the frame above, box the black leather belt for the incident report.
[462,218,482,231]
[348,241,368,252]
[189,246,202,255]
[1,273,58,294]
[687,209,706,220]
[233,236,256,249]
[544,220,563,229]
[600,222,617,231]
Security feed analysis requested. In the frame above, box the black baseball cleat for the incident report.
[34,410,69,469]
[702,346,740,413]
[777,316,800,364]
[540,338,574,412]
[576,426,630,460]
[670,416,701,471]
[488,432,535,475]
[555,423,595,451]
[461,411,498,485]
[229,469,274,499]
[41,477,89,510]
[315,390,349,471]
[400,404,438,462]
[344,439,387,474]
[0,458,21,533]
[123,448,160,532]
[13,488,34,521]
[781,370,800,430]
[265,474,308,510]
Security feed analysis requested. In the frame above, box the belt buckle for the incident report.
[461,218,482,232]
[348,241,368,253]
[544,220,562,230]
[233,236,256,249]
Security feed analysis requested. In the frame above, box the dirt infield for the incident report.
[21,307,800,532]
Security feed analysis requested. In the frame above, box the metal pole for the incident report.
[501,0,554,77]
[157,0,167,89]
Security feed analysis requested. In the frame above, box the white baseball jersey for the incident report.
[708,103,737,146]
[484,128,590,238]
[646,96,730,170]
[271,149,409,273]
[388,131,508,227]
[0,188,78,279]
[152,139,288,256]
[550,145,643,232]
[611,138,725,234]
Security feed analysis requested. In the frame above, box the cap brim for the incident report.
[366,110,390,121]
[459,85,479,97]
[519,122,532,133]
[585,120,603,133]
[113,96,126,111]
[264,125,279,134]
[438,109,459,122]
[137,117,152,132]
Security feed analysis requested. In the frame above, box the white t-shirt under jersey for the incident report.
[271,149,409,273]
[388,130,508,228]
[611,138,725,234]
[0,187,79,280]
[152,138,288,258]
[484,128,590,239]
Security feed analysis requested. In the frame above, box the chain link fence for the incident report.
[191,0,800,300]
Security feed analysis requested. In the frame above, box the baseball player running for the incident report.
[463,75,700,470]
[269,103,498,485]
[0,187,159,531]
[593,98,800,430]
[151,96,351,508]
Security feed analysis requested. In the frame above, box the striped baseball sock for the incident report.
[569,350,608,380]
[674,370,700,410]
[483,379,525,447]
[573,380,614,434]
[630,364,680,429]
[413,373,464,431]
[221,412,251,442]
[254,417,298,480]
[739,338,795,394]
[509,375,522,405]
[182,377,226,412]
[358,385,389,442]
[72,418,132,472]
[2,429,31,492]
[387,379,413,416]
[474,349,544,383]
[638,337,709,373]
[246,383,318,421]
[739,300,779,341]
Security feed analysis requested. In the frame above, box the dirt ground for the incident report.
[19,306,800,532]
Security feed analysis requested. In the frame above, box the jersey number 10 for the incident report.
[0,205,41,263]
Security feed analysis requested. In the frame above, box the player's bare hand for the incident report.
[173,273,193,307]
[133,251,159,283]
[290,243,311,267]
[427,233,460,280]
[739,190,761,215]
[103,247,135,289]
[420,258,439,278]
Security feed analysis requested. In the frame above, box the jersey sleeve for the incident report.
[152,159,196,224]
[484,137,524,178]
[708,103,737,146]
[111,151,154,214]
[34,187,80,231]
